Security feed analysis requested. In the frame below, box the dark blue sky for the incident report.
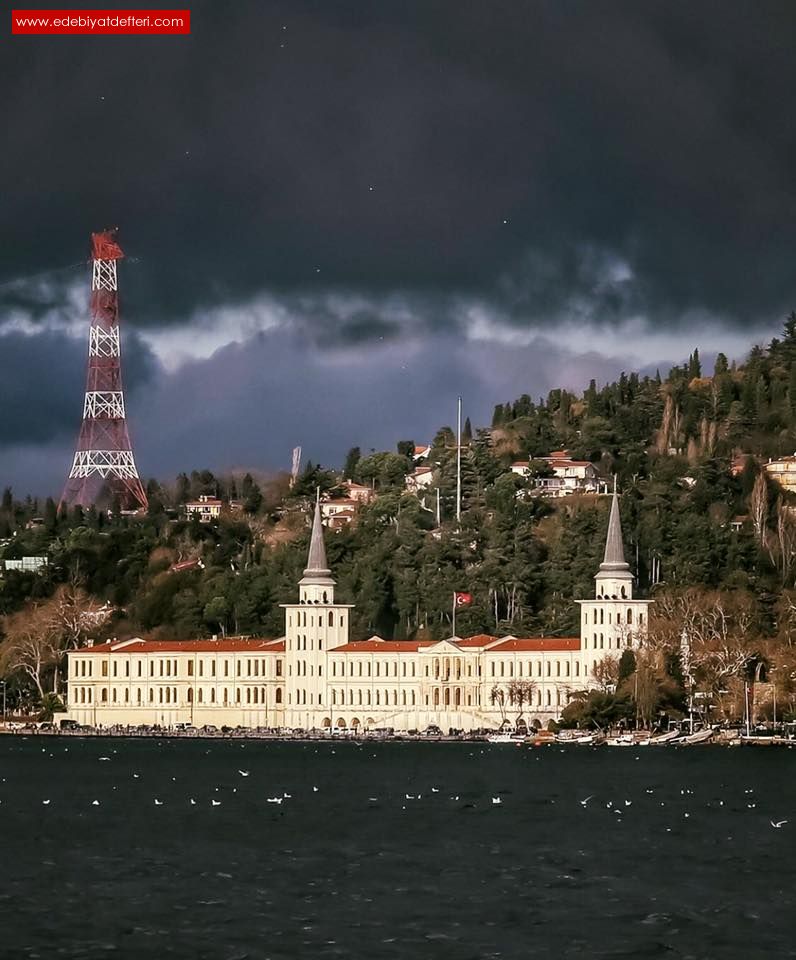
[3,1,795,494]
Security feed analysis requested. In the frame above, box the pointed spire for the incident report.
[598,477,630,574]
[301,488,334,584]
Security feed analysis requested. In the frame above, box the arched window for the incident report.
[246,688,251,704]
[546,689,551,706]
[331,690,336,705]
[358,690,362,705]
[600,609,604,624]
[276,687,283,704]
[627,609,633,624]
[376,690,380,705]
[402,690,406,705]
[328,611,333,627]
[411,691,416,705]
[323,591,328,603]
[101,688,108,703]
[621,586,626,598]
[211,689,216,703]
[198,689,203,703]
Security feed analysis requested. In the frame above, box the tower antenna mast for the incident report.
[60,229,147,512]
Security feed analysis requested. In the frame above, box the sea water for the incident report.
[1,738,794,959]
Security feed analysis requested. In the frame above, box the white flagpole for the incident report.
[456,396,462,522]
[452,592,456,639]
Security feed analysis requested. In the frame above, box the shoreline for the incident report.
[1,727,794,746]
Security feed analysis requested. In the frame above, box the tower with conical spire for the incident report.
[281,491,354,728]
[576,479,652,684]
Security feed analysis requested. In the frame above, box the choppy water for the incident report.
[1,738,795,959]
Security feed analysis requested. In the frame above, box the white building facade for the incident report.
[64,491,648,731]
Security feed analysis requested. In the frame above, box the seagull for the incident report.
[431,787,440,793]
[451,796,460,801]
[771,819,788,828]
[312,786,319,793]
[267,797,283,804]
[405,794,416,800]
[190,799,196,805]
[154,799,163,806]
[98,757,110,762]
[580,795,594,806]
[283,792,292,799]
[238,770,250,777]
[492,797,502,805]
[133,774,139,779]
[42,799,50,805]
[625,800,632,807]
[91,800,100,806]
[368,797,379,802]
[211,799,221,807]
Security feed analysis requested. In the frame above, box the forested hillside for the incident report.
[4,316,796,718]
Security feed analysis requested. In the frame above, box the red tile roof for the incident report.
[77,637,283,654]
[490,637,581,652]
[455,634,501,648]
[332,640,437,653]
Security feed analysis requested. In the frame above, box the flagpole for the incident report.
[452,591,456,639]
[456,396,462,523]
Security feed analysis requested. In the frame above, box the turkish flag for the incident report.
[454,592,473,607]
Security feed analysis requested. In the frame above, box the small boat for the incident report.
[556,732,596,745]
[677,728,714,745]
[605,734,635,747]
[649,730,681,746]
[486,733,522,744]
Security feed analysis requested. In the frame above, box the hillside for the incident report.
[3,316,796,718]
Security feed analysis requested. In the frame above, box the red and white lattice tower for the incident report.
[60,229,148,512]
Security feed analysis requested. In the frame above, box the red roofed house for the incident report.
[64,487,649,731]
[184,495,223,523]
[511,450,606,497]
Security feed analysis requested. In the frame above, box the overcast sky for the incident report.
[3,0,796,495]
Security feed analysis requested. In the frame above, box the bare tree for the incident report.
[0,605,59,699]
[1,587,112,699]
[489,684,508,725]
[592,654,619,693]
[750,471,768,547]
[507,679,536,726]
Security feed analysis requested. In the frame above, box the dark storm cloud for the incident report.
[2,0,796,331]
[0,323,159,445]
[3,1,796,492]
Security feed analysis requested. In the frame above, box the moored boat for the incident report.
[677,727,714,745]
[649,729,681,745]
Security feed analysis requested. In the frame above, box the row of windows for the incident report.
[588,633,633,650]
[330,660,417,678]
[294,660,322,677]
[81,686,286,706]
[288,611,342,628]
[584,608,643,626]
[489,659,580,679]
[85,657,284,681]
[330,688,417,707]
[291,635,323,652]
